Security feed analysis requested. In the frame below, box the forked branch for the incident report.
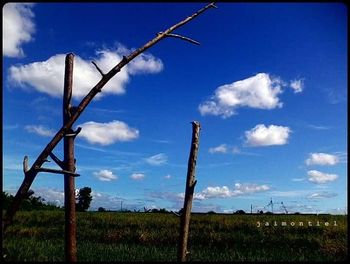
[161,32,200,45]
[91,61,105,77]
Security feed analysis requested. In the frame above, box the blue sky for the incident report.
[3,3,347,214]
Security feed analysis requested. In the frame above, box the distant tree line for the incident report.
[4,188,295,215]
[2,186,93,212]
[2,191,61,211]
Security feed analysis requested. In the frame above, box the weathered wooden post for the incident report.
[178,121,201,262]
[63,53,79,262]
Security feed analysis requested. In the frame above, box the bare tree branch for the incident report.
[91,61,105,77]
[210,3,218,8]
[35,167,80,177]
[49,152,64,169]
[161,32,200,45]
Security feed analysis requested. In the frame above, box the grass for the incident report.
[3,211,348,262]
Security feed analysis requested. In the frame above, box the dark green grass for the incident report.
[3,211,347,261]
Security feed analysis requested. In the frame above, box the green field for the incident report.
[2,211,347,262]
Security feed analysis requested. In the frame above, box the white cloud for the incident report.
[307,124,331,130]
[198,73,283,118]
[128,53,163,74]
[201,186,232,199]
[78,120,139,145]
[208,144,228,154]
[90,192,124,211]
[305,153,339,166]
[307,192,337,199]
[130,173,145,180]
[145,153,168,166]
[291,178,305,182]
[9,45,163,99]
[208,145,245,155]
[189,183,270,200]
[33,188,65,206]
[25,125,54,137]
[232,146,241,154]
[93,169,118,181]
[244,124,291,147]
[290,79,304,93]
[307,170,338,184]
[3,3,35,57]
[268,190,310,198]
[232,182,270,195]
[164,174,171,180]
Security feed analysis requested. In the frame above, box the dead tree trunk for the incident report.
[63,53,78,262]
[178,121,201,262]
[3,2,217,231]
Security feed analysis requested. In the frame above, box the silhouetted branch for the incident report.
[91,61,105,77]
[160,32,200,45]
[35,167,80,177]
[49,152,64,169]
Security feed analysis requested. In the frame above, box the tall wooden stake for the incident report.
[178,121,201,262]
[63,53,77,262]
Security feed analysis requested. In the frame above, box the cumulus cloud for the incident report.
[25,124,54,137]
[289,79,304,93]
[9,45,163,99]
[291,178,305,182]
[3,3,35,57]
[209,144,243,155]
[31,188,65,207]
[305,153,339,166]
[93,169,118,181]
[199,73,305,118]
[198,73,284,118]
[184,183,270,200]
[244,124,291,147]
[208,144,228,154]
[78,120,139,145]
[145,153,168,166]
[127,53,163,74]
[307,170,338,184]
[130,173,145,180]
[307,192,337,199]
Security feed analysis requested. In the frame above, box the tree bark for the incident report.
[63,53,77,262]
[178,121,201,262]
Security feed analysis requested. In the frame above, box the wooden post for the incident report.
[63,53,77,262]
[178,121,201,262]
